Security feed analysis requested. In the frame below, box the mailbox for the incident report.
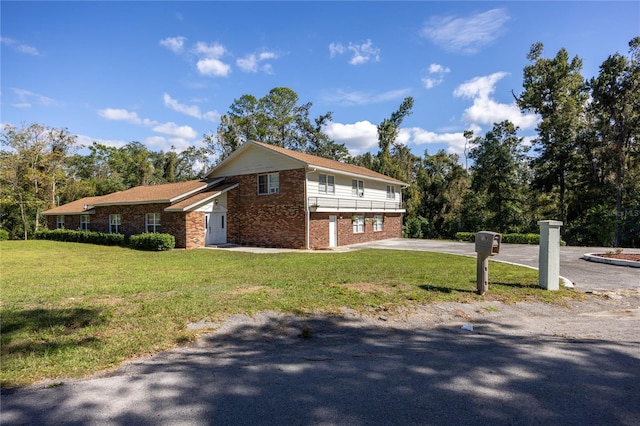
[474,231,501,295]
[475,231,501,255]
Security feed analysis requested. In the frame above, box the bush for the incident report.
[0,229,9,241]
[129,233,175,251]
[404,216,431,239]
[33,229,126,246]
[455,231,565,246]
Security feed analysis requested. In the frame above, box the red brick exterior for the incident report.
[308,212,403,249]
[46,167,404,250]
[45,203,197,249]
[223,168,307,248]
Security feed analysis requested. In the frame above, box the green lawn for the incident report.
[0,240,579,388]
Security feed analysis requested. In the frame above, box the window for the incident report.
[352,215,364,233]
[352,179,364,197]
[80,215,90,231]
[56,215,65,229]
[373,215,383,232]
[146,213,161,233]
[109,214,121,233]
[386,185,396,200]
[319,174,335,194]
[258,173,279,194]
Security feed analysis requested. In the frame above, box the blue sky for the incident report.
[2,1,638,161]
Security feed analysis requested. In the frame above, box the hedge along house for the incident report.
[43,141,408,249]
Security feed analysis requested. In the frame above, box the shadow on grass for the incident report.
[418,284,477,294]
[1,307,106,357]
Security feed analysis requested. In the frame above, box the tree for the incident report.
[207,87,337,162]
[586,37,640,246]
[417,150,470,238]
[0,123,78,239]
[467,121,530,233]
[376,97,414,178]
[517,43,588,224]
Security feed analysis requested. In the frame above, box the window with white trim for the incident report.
[352,215,364,233]
[386,185,396,200]
[80,215,90,231]
[146,213,161,233]
[109,214,121,233]
[319,174,335,194]
[373,215,383,232]
[56,215,65,229]
[258,173,279,194]
[352,179,364,197]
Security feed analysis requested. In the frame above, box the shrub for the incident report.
[455,232,565,245]
[129,233,175,251]
[404,216,431,239]
[0,229,9,241]
[33,229,126,246]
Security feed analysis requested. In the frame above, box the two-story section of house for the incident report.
[208,141,407,249]
[43,141,408,250]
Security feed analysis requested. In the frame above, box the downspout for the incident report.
[304,167,316,250]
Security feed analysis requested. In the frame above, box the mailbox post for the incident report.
[475,231,501,295]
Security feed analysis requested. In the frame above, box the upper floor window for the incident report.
[386,185,396,200]
[352,179,364,197]
[80,215,90,231]
[319,174,335,194]
[56,215,65,229]
[258,173,279,194]
[109,214,121,233]
[146,213,161,233]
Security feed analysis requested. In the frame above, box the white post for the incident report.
[538,220,563,290]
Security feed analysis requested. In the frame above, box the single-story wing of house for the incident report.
[43,141,408,249]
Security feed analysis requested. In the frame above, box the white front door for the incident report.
[328,215,337,248]
[206,212,227,245]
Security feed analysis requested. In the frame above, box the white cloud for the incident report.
[98,108,144,124]
[159,36,186,54]
[194,42,226,58]
[453,72,538,130]
[163,93,201,119]
[196,58,231,77]
[324,120,379,155]
[329,39,381,65]
[163,93,220,122]
[237,51,278,73]
[10,88,57,108]
[1,37,40,56]
[422,63,451,89]
[76,134,128,149]
[322,88,411,106]
[421,9,510,54]
[152,122,198,139]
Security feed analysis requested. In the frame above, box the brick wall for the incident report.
[46,203,196,249]
[309,212,403,249]
[224,168,307,248]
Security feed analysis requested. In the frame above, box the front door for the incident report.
[328,215,337,248]
[206,212,227,245]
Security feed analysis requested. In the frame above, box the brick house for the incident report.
[43,141,408,249]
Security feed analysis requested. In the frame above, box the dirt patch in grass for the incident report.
[228,286,279,296]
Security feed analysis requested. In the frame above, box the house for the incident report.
[43,141,408,249]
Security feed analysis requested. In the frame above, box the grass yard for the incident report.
[0,240,580,388]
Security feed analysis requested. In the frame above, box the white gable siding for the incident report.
[213,146,301,177]
[307,170,400,203]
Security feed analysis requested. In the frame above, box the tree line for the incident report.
[2,39,638,246]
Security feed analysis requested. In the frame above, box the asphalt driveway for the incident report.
[349,239,640,292]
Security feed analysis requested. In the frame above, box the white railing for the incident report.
[307,196,404,212]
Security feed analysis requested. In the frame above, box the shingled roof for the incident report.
[43,180,213,215]
[209,140,408,186]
